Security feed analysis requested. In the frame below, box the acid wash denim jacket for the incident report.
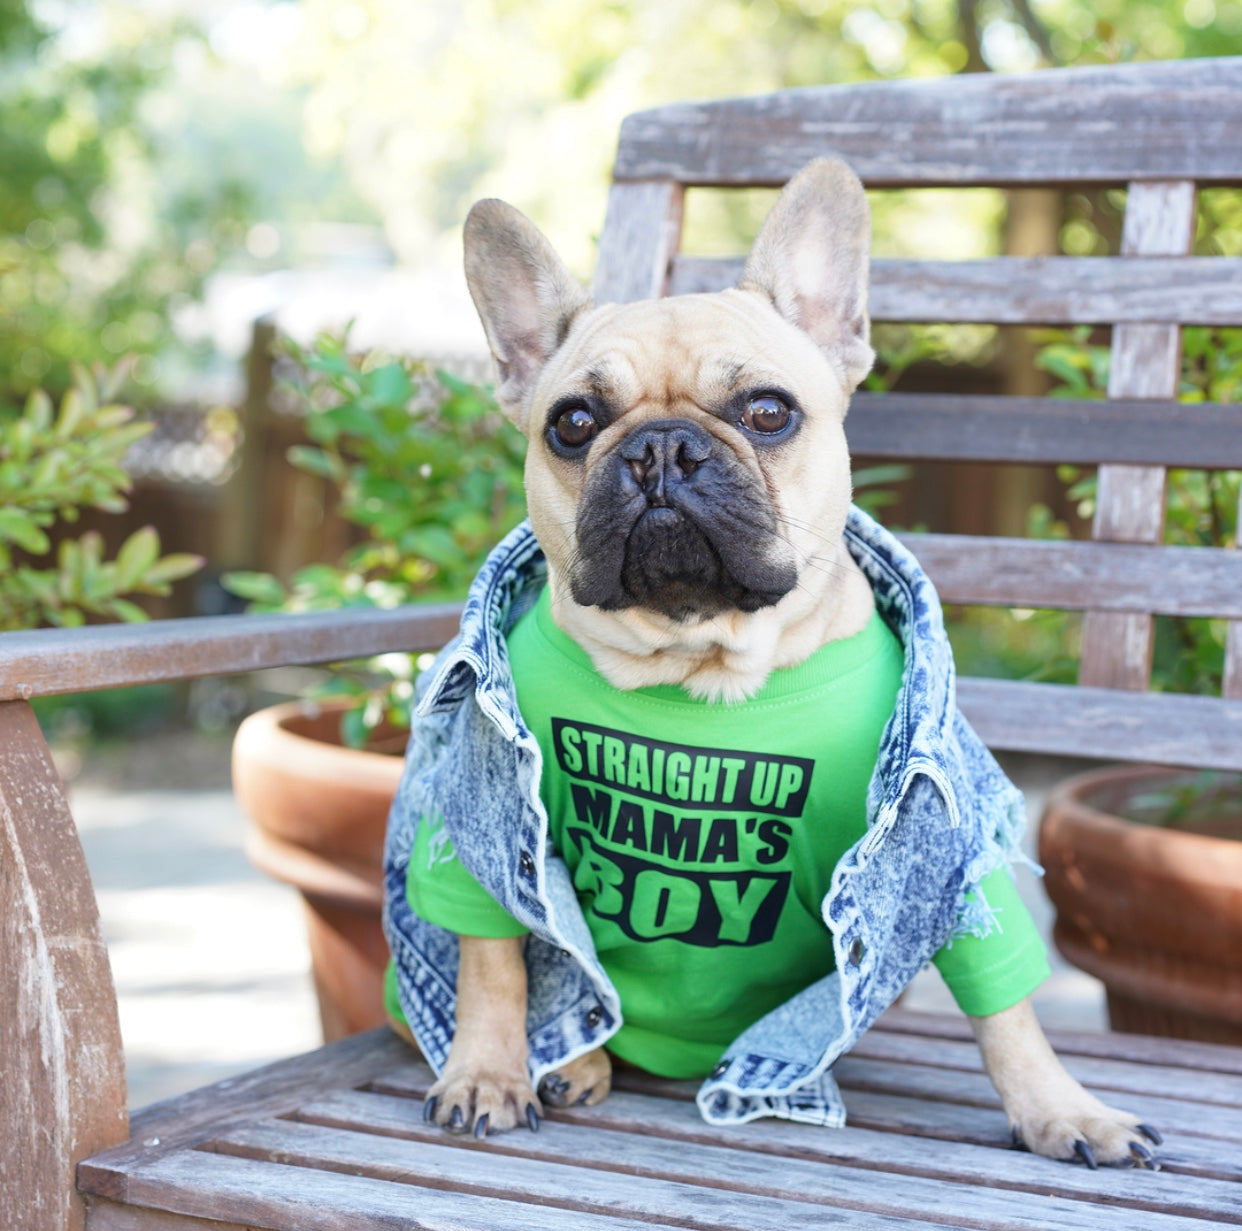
[382,505,1029,1129]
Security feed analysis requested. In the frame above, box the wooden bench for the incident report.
[5,54,1242,1231]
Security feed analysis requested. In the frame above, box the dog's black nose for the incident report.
[620,423,712,506]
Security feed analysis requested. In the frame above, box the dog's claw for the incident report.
[1138,1123,1164,1147]
[526,1103,541,1132]
[540,1075,569,1100]
[423,1096,439,1124]
[1129,1140,1159,1170]
[473,1113,489,1139]
[575,1087,595,1106]
[1073,1139,1098,1170]
[449,1105,465,1131]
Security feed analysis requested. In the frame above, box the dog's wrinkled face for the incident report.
[464,159,876,698]
[536,294,836,623]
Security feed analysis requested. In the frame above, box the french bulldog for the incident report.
[421,158,1160,1168]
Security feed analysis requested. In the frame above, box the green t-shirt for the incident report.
[395,588,1048,1078]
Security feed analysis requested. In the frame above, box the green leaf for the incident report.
[292,562,355,592]
[55,387,87,439]
[223,570,288,606]
[401,525,464,568]
[364,361,414,408]
[853,464,912,490]
[58,538,82,591]
[1036,351,1088,389]
[0,509,51,554]
[305,350,355,379]
[138,553,204,586]
[23,388,54,433]
[70,363,99,416]
[93,405,139,431]
[287,444,346,481]
[115,526,160,588]
[340,703,371,749]
[107,598,149,623]
[319,401,385,441]
[312,676,369,699]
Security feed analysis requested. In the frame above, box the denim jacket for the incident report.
[382,506,1027,1128]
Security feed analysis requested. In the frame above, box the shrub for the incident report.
[0,363,203,631]
[225,334,527,746]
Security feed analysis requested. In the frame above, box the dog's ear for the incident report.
[463,199,591,432]
[739,158,874,392]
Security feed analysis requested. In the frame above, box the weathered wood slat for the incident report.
[85,1150,677,1231]
[1,701,128,1231]
[831,1055,1242,1143]
[217,1105,1237,1231]
[1226,481,1242,700]
[846,392,1242,468]
[590,1069,1240,1183]
[592,180,684,305]
[214,1117,1007,1231]
[0,605,461,702]
[901,534,1242,618]
[1080,181,1194,691]
[614,58,1242,187]
[371,1055,1242,1156]
[956,677,1242,771]
[1228,619,1242,700]
[848,1029,1242,1109]
[82,1029,409,1179]
[599,1052,1242,1155]
[880,1008,1242,1077]
[365,1061,1241,1187]
[86,1207,253,1231]
[295,1085,1242,1215]
[837,1088,1241,1183]
[669,254,1242,325]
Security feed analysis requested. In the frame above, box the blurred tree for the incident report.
[0,0,256,402]
[280,0,1242,272]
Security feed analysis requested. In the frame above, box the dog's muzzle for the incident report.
[570,420,798,620]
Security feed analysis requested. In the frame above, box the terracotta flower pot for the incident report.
[1039,763,1242,1044]
[232,699,405,1042]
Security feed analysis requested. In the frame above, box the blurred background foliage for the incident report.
[6,0,1242,407]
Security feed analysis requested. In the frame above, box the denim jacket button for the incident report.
[519,850,535,876]
[848,937,866,966]
[585,1005,603,1028]
[711,1061,729,1078]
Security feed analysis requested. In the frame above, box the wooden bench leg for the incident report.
[0,700,128,1231]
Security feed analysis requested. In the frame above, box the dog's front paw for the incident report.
[1009,1091,1162,1168]
[424,1065,542,1138]
[971,1000,1162,1169]
[538,1046,613,1108]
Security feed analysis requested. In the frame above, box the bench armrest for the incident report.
[0,604,463,700]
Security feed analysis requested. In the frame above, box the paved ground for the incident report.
[66,731,1107,1111]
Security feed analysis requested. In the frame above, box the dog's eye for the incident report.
[741,394,792,435]
[553,405,597,448]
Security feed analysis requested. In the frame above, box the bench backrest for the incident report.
[594,56,1242,771]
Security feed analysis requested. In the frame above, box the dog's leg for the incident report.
[424,934,541,1136]
[969,998,1162,1167]
[539,1046,613,1108]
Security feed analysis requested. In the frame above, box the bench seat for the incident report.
[78,1011,1242,1230]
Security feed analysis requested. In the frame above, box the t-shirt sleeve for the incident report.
[406,813,528,939]
[931,865,1050,1018]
